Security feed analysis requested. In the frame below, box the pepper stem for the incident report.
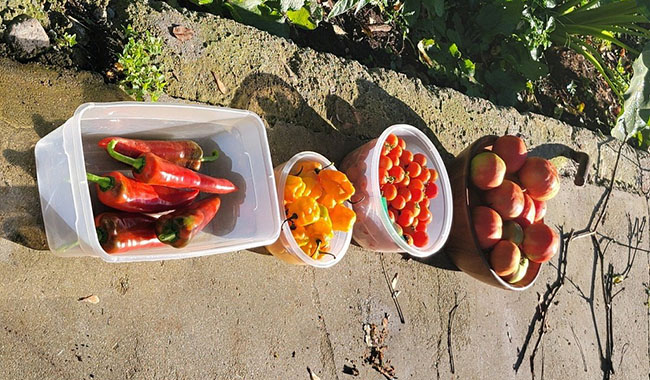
[158,232,177,243]
[200,150,220,162]
[86,172,114,191]
[106,139,145,170]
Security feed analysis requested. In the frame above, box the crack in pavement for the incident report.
[310,268,340,380]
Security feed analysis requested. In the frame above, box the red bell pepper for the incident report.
[155,196,221,248]
[98,137,219,171]
[86,171,199,213]
[105,140,237,194]
[95,212,164,254]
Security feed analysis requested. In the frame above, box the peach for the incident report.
[484,180,524,220]
[504,256,529,284]
[522,223,560,263]
[502,221,524,245]
[493,135,527,173]
[533,199,547,222]
[470,152,506,190]
[472,206,503,250]
[514,194,536,228]
[489,240,521,276]
[519,157,560,201]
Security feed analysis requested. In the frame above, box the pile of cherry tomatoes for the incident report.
[379,133,439,248]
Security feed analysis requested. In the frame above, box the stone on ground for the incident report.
[5,15,49,59]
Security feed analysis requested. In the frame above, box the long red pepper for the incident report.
[95,212,164,254]
[155,196,221,248]
[86,171,199,213]
[105,140,238,194]
[98,137,219,171]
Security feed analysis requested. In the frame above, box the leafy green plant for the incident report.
[56,32,77,48]
[117,26,167,101]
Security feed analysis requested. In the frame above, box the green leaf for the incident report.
[328,0,359,19]
[189,0,214,4]
[448,43,460,58]
[476,0,525,39]
[281,0,304,12]
[636,0,650,21]
[612,43,650,146]
[287,6,318,29]
[422,0,444,16]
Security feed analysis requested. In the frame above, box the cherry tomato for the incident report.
[429,168,439,182]
[396,174,410,188]
[392,223,403,236]
[409,178,424,191]
[405,201,421,218]
[381,144,392,156]
[409,218,419,230]
[397,187,412,203]
[406,162,422,178]
[415,221,428,232]
[403,232,414,245]
[382,183,397,201]
[391,195,406,210]
[388,166,405,183]
[413,153,427,167]
[416,168,431,184]
[400,150,414,166]
[387,150,400,167]
[413,230,429,248]
[417,207,431,222]
[397,137,406,150]
[385,134,398,149]
[410,187,425,203]
[398,209,415,228]
[419,198,430,209]
[379,166,391,185]
[379,155,393,171]
[425,182,438,199]
[387,209,396,223]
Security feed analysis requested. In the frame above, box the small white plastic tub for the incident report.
[340,124,452,257]
[265,151,352,268]
[34,102,281,262]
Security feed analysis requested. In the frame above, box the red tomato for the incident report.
[379,166,389,185]
[382,183,397,201]
[398,187,412,203]
[415,221,428,232]
[392,145,403,158]
[410,188,425,203]
[405,201,421,218]
[379,155,393,171]
[387,150,400,167]
[403,232,414,245]
[416,168,431,184]
[396,174,410,188]
[418,207,431,222]
[425,182,439,199]
[406,162,422,178]
[400,150,414,166]
[419,198,430,209]
[413,231,429,248]
[429,168,439,182]
[398,209,415,227]
[385,134,398,149]
[391,195,406,210]
[397,137,406,150]
[413,153,427,167]
[387,210,396,223]
[410,218,419,230]
[388,166,405,183]
[409,178,424,191]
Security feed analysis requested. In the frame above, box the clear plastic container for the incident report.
[265,152,352,268]
[340,124,452,257]
[34,102,281,263]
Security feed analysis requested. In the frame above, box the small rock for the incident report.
[5,15,50,60]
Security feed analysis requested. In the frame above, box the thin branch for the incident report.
[379,253,405,324]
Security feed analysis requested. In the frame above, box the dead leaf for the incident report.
[172,25,195,42]
[78,295,99,304]
[307,367,321,380]
[332,25,346,36]
[211,71,228,95]
[366,24,392,33]
[390,273,398,291]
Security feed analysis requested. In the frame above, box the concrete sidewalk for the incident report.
[0,1,649,378]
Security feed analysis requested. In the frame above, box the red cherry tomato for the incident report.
[410,188,425,203]
[387,150,400,167]
[398,209,415,228]
[396,174,410,188]
[415,221,428,232]
[397,137,406,150]
[379,166,389,186]
[400,150,414,166]
[413,153,427,167]
[385,134,398,149]
[406,162,422,178]
[387,210,396,223]
[392,223,403,236]
[409,178,424,191]
[391,145,403,158]
[391,195,406,210]
[419,198,430,209]
[405,201,421,218]
[429,168,439,182]
[388,166,405,183]
[403,232,414,245]
[413,231,429,248]
[382,183,397,201]
[416,168,431,184]
[418,207,431,222]
[397,187,412,203]
[409,218,419,230]
[425,182,438,199]
[379,155,393,171]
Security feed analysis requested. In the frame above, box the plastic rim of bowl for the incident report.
[277,151,353,268]
[371,124,453,258]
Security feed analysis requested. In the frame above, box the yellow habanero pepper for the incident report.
[296,161,323,180]
[284,175,306,203]
[306,215,334,247]
[291,225,309,247]
[286,196,320,227]
[301,176,323,199]
[329,204,356,232]
[318,193,337,209]
[318,170,355,203]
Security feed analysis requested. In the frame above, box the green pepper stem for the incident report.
[96,227,107,244]
[157,232,177,243]
[200,150,220,162]
[106,139,145,170]
[86,172,114,191]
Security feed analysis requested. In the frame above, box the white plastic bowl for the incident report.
[340,124,452,257]
[35,102,282,262]
[265,151,352,268]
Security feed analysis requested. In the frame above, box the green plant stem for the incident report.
[200,150,219,162]
[559,25,639,54]
[86,172,114,191]
[106,140,145,170]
